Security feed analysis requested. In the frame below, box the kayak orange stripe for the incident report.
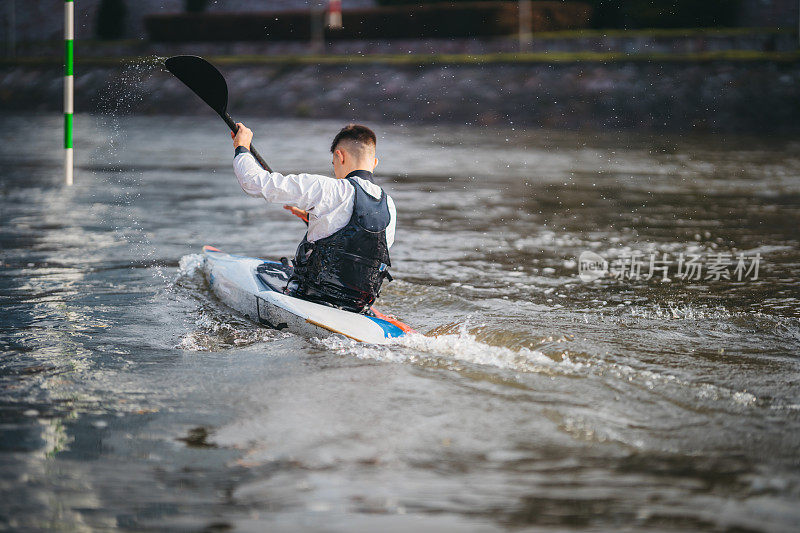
[370,307,416,334]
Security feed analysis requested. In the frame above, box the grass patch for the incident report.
[2,49,799,68]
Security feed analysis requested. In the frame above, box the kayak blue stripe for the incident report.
[366,316,406,338]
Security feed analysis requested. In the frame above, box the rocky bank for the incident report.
[2,58,799,133]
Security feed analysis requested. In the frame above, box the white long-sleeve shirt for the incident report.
[233,150,396,245]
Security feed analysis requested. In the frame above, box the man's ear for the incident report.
[373,157,379,170]
[335,149,346,165]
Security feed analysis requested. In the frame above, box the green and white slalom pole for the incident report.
[64,0,73,185]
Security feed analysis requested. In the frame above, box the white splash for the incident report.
[315,320,582,376]
[177,253,205,279]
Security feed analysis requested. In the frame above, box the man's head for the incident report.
[330,124,377,179]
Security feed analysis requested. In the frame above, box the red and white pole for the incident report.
[327,0,342,29]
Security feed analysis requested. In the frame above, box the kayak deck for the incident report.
[202,245,412,344]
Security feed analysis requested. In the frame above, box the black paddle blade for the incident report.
[165,55,228,117]
[164,55,272,172]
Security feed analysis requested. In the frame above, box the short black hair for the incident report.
[330,124,377,153]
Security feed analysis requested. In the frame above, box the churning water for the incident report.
[1,113,799,531]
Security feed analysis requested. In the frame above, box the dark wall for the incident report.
[739,0,800,27]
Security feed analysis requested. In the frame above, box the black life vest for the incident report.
[291,171,392,313]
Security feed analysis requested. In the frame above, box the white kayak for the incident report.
[202,245,412,344]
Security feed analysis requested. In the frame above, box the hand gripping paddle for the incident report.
[165,55,272,172]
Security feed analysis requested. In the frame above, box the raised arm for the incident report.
[231,122,348,214]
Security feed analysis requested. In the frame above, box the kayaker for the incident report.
[231,122,396,313]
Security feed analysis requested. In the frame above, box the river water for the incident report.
[1,112,799,531]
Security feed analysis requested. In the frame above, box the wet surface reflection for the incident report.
[1,114,799,531]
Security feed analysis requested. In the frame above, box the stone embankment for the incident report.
[2,31,799,133]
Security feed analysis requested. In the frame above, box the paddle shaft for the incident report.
[223,112,272,172]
